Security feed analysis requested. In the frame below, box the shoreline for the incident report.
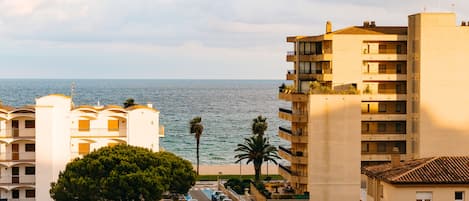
[194,164,279,175]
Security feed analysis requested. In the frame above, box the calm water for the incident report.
[0,79,289,165]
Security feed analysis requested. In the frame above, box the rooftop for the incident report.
[362,156,469,184]
[333,26,408,35]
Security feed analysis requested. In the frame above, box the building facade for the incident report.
[0,94,163,201]
[278,12,469,199]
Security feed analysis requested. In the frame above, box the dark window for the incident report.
[379,44,387,54]
[12,167,19,176]
[378,122,386,132]
[377,143,387,152]
[25,120,35,128]
[396,122,406,133]
[378,103,387,112]
[25,189,35,198]
[25,167,35,175]
[12,190,19,199]
[379,64,387,73]
[361,143,369,152]
[455,191,464,200]
[396,45,402,54]
[25,144,35,152]
[396,63,403,74]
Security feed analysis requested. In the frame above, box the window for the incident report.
[396,63,403,74]
[25,120,35,128]
[377,143,387,152]
[108,120,119,131]
[362,123,370,133]
[379,44,387,54]
[78,143,90,155]
[416,191,432,201]
[12,167,19,176]
[378,103,387,112]
[25,144,35,152]
[25,189,35,198]
[396,45,402,54]
[25,166,35,175]
[455,191,464,201]
[396,122,406,133]
[361,143,369,152]
[396,102,406,113]
[379,64,387,73]
[12,190,19,199]
[78,120,90,132]
[378,122,386,132]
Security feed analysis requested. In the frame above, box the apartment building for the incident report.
[0,94,163,201]
[278,12,469,200]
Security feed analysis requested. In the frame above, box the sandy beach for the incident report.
[195,164,278,175]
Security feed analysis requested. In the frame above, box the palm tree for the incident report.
[123,98,136,108]
[234,135,280,182]
[190,116,204,175]
[252,115,268,136]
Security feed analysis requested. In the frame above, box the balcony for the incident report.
[71,128,127,138]
[361,114,407,121]
[278,92,308,102]
[278,164,308,184]
[362,73,407,81]
[361,153,407,161]
[0,129,35,139]
[279,146,308,164]
[362,54,407,61]
[279,108,308,123]
[361,93,407,101]
[286,52,332,62]
[278,127,308,143]
[0,152,35,162]
[361,134,406,141]
[286,70,296,80]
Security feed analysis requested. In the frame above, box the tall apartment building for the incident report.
[0,94,163,201]
[278,12,469,201]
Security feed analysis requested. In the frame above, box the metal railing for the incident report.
[279,108,292,114]
[278,164,292,174]
[278,127,292,134]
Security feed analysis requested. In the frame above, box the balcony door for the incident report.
[12,144,19,160]
[12,120,19,137]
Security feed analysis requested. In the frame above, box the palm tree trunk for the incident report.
[254,163,261,182]
[196,139,200,175]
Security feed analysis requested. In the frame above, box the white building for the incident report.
[0,94,163,201]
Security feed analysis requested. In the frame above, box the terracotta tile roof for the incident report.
[333,26,408,35]
[362,156,469,184]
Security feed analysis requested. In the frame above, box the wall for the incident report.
[307,95,361,201]
[127,108,160,152]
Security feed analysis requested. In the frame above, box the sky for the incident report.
[0,0,468,79]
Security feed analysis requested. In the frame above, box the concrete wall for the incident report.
[307,95,361,201]
[408,13,469,157]
[127,108,160,152]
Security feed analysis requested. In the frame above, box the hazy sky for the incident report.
[0,0,468,79]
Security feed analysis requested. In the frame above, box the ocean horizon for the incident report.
[0,79,289,165]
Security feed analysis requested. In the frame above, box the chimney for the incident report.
[462,21,467,26]
[326,21,332,33]
[391,147,400,167]
[370,21,376,27]
[363,21,370,28]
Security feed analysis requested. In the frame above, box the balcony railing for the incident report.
[279,164,292,174]
[279,127,292,135]
[71,128,127,137]
[0,152,35,162]
[287,51,296,56]
[0,129,35,138]
[279,146,292,155]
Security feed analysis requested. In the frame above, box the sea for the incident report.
[0,79,290,165]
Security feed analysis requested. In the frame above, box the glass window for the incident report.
[416,191,432,201]
[12,189,19,199]
[378,123,386,132]
[25,166,35,175]
[25,144,35,152]
[396,63,403,74]
[455,191,464,201]
[12,167,19,176]
[379,64,387,73]
[378,103,387,112]
[396,122,406,133]
[361,143,369,152]
[377,143,387,152]
[379,44,387,54]
[25,120,35,128]
[25,189,35,198]
[78,143,90,155]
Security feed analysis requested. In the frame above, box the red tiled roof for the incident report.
[362,156,469,184]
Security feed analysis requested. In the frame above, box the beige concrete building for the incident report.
[0,94,163,201]
[363,156,469,201]
[278,12,469,200]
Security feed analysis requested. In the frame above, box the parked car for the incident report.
[212,191,223,201]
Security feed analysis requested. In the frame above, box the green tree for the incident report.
[189,116,204,175]
[123,98,136,108]
[234,135,280,182]
[50,145,196,201]
[251,115,268,136]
